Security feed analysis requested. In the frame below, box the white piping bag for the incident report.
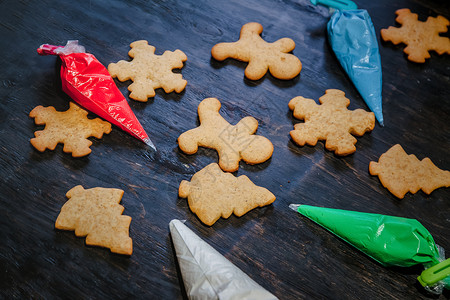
[169,219,278,300]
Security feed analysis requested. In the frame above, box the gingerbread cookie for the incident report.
[289,89,375,156]
[29,102,111,157]
[369,144,450,198]
[178,97,273,172]
[179,163,276,226]
[211,22,302,80]
[381,8,450,63]
[108,40,187,101]
[55,185,133,255]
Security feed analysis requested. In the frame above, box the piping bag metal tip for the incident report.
[143,137,157,151]
[289,204,302,211]
[359,89,384,126]
[377,116,384,127]
[366,98,384,126]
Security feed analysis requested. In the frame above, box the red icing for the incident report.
[37,44,153,148]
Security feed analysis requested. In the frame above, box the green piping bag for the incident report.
[290,204,449,293]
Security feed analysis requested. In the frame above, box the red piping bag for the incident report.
[37,40,156,150]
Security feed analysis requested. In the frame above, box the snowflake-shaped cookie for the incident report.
[29,102,111,157]
[108,40,187,101]
[289,89,375,156]
[381,8,450,63]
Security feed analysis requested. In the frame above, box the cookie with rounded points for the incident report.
[211,22,302,80]
[108,40,187,101]
[381,9,450,63]
[289,89,375,156]
[29,102,111,157]
[177,97,274,172]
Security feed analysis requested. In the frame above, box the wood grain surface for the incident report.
[1,0,449,299]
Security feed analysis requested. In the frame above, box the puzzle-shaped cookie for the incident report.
[55,185,133,255]
[108,40,187,101]
[289,89,375,156]
[179,163,276,226]
[369,144,450,199]
[211,22,302,80]
[178,97,274,172]
[29,102,111,157]
[381,8,450,63]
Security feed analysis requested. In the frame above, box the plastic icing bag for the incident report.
[169,219,278,300]
[328,10,384,126]
[37,41,155,150]
[290,204,441,267]
[291,204,450,294]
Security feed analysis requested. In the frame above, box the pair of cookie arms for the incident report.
[55,143,449,255]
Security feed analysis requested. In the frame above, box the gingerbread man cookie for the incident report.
[369,144,450,198]
[108,40,187,101]
[29,102,112,157]
[178,97,273,172]
[211,22,302,80]
[179,163,276,226]
[289,89,375,156]
[381,9,450,63]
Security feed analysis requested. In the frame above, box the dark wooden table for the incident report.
[1,0,449,299]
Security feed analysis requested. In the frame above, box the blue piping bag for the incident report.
[313,0,384,126]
